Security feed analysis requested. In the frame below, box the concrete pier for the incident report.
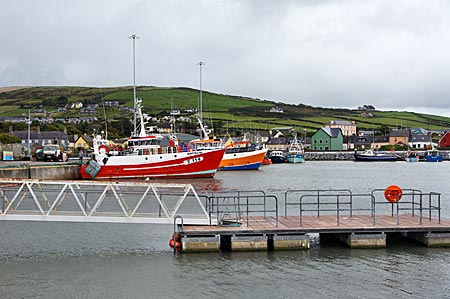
[0,162,81,180]
[181,236,220,253]
[341,233,386,249]
[405,232,450,247]
[272,234,310,250]
[231,235,268,251]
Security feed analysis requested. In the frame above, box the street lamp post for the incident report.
[27,110,31,159]
[129,34,140,136]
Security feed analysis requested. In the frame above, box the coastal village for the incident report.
[1,102,450,161]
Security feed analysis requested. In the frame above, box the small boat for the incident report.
[286,135,305,163]
[262,156,272,165]
[423,149,443,162]
[354,149,400,162]
[405,151,420,162]
[269,150,287,163]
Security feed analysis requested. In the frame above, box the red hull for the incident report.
[80,149,226,179]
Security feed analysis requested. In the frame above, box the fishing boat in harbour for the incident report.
[269,150,287,163]
[80,41,225,179]
[190,132,268,171]
[422,149,443,162]
[354,149,401,162]
[405,151,420,162]
[80,103,226,180]
[286,135,305,163]
[219,141,268,170]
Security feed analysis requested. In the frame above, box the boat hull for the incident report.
[219,148,268,171]
[287,154,305,163]
[354,154,399,162]
[80,148,226,179]
[426,156,443,162]
[270,156,287,163]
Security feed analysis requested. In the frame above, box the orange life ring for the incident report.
[384,185,403,203]
[169,238,182,251]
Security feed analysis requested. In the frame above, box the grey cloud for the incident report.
[1,0,450,115]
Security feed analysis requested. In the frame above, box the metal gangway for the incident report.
[0,179,215,225]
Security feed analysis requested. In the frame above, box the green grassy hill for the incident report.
[1,86,450,137]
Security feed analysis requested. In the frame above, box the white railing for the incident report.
[0,179,215,225]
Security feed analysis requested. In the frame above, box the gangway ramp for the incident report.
[0,180,215,225]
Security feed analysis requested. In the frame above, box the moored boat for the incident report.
[80,105,226,179]
[286,135,305,163]
[269,150,287,163]
[219,141,268,170]
[191,136,268,171]
[354,150,401,162]
[423,149,443,162]
[405,151,419,162]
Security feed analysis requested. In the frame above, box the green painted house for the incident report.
[311,127,343,151]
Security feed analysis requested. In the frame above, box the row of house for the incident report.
[6,118,450,156]
[266,120,450,151]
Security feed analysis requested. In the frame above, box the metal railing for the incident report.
[0,180,213,225]
[285,188,441,226]
[207,193,278,227]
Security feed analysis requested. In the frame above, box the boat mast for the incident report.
[198,61,205,139]
[129,34,140,137]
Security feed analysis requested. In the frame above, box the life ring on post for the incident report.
[384,185,403,203]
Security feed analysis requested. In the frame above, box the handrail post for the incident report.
[396,202,399,225]
[317,190,320,217]
[284,191,288,217]
[275,195,278,227]
[419,194,423,225]
[264,194,267,219]
[337,195,340,226]
[299,196,303,227]
[246,196,249,226]
[438,193,441,224]
[350,192,353,217]
[173,215,184,255]
[428,193,432,222]
[372,195,376,225]
[1,189,4,214]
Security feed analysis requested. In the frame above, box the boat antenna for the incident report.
[129,34,140,137]
[198,61,205,139]
[100,88,108,141]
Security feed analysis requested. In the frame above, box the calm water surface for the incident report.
[1,161,450,298]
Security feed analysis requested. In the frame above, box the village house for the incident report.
[409,134,434,149]
[266,137,290,151]
[269,127,294,137]
[74,135,93,150]
[104,101,119,108]
[389,129,409,145]
[11,127,69,149]
[439,132,450,148]
[325,120,357,137]
[311,128,343,151]
[268,107,284,113]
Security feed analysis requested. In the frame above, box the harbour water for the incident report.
[1,161,450,298]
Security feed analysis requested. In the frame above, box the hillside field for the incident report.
[1,86,450,136]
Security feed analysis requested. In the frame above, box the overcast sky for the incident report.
[2,0,450,116]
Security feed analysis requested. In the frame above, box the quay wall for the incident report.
[0,162,81,180]
[304,150,450,161]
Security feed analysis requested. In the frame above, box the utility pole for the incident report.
[129,34,140,136]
